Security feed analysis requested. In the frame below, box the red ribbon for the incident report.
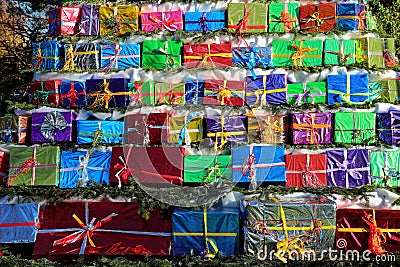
[281,10,296,32]
[241,153,256,183]
[358,10,366,31]
[361,210,386,255]
[9,157,37,182]
[61,82,85,107]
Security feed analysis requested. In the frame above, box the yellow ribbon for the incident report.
[291,40,319,67]
[206,117,246,151]
[87,79,132,109]
[246,76,287,108]
[184,44,232,68]
[64,44,99,70]
[217,80,231,105]
[72,214,96,248]
[33,43,59,69]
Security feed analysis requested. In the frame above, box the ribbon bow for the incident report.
[292,113,329,144]
[384,50,398,67]
[77,155,90,184]
[241,153,256,184]
[217,85,232,105]
[291,41,318,67]
[358,9,366,31]
[39,111,69,142]
[306,12,324,27]
[64,44,75,70]
[205,164,221,183]
[295,85,323,106]
[149,13,178,31]
[361,210,386,255]
[32,82,52,104]
[114,155,130,188]
[34,45,44,69]
[61,83,83,107]
[336,159,364,182]
[88,79,117,109]
[104,45,123,70]
[281,10,296,31]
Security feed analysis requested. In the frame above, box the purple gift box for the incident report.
[86,78,130,109]
[31,111,76,143]
[206,115,248,148]
[79,4,100,36]
[326,149,371,188]
[377,110,400,146]
[290,112,332,145]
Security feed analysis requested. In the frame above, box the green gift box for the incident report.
[169,115,203,145]
[334,112,376,144]
[370,150,400,187]
[272,39,323,67]
[287,82,326,105]
[184,155,232,183]
[377,79,400,103]
[133,81,155,105]
[269,2,299,33]
[8,146,60,186]
[324,39,355,65]
[142,40,182,70]
[155,83,185,105]
[355,37,396,68]
[228,3,268,33]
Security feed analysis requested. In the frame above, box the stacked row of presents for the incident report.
[49,2,373,37]
[1,197,399,260]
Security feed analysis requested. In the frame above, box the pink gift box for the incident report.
[141,11,183,32]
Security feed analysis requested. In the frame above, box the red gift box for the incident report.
[57,7,82,35]
[109,147,131,186]
[125,113,169,145]
[0,149,9,186]
[203,79,245,106]
[336,209,400,254]
[126,146,184,185]
[33,201,172,260]
[300,3,336,32]
[183,43,232,68]
[30,80,62,106]
[285,153,327,187]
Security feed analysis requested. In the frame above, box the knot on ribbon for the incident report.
[281,10,296,31]
[358,10,366,31]
[114,155,130,188]
[337,160,363,181]
[302,171,321,187]
[149,13,177,31]
[205,164,221,183]
[291,42,317,66]
[235,10,253,35]
[34,47,44,69]
[105,45,123,70]
[62,85,80,107]
[384,50,398,67]
[362,211,386,255]
[78,155,90,184]
[40,111,68,142]
[306,12,323,27]
[214,132,228,151]
[89,80,113,109]
[217,86,232,105]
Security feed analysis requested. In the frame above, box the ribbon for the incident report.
[216,80,232,105]
[184,80,202,104]
[328,75,369,105]
[0,116,16,143]
[247,75,286,108]
[281,10,297,32]
[184,43,232,68]
[291,113,330,144]
[177,112,202,146]
[149,12,178,31]
[204,163,221,183]
[32,111,69,142]
[32,82,57,104]
[127,82,142,106]
[380,151,400,187]
[206,116,244,151]
[79,5,99,35]
[288,83,325,106]
[61,82,85,107]
[199,12,209,32]
[113,155,130,188]
[324,40,354,65]
[64,44,99,71]
[291,40,319,67]
[87,79,132,109]
[102,45,140,70]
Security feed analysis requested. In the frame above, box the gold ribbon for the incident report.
[291,113,330,144]
[33,43,59,69]
[206,117,246,151]
[87,79,132,109]
[217,80,231,105]
[246,76,286,108]
[184,44,232,68]
[291,40,319,67]
[64,44,98,70]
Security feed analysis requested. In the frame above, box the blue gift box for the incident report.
[185,79,204,104]
[77,120,123,144]
[86,78,130,109]
[49,8,58,36]
[337,3,367,31]
[59,150,111,188]
[185,11,225,32]
[59,81,87,107]
[232,145,286,183]
[32,42,64,70]
[100,44,140,70]
[232,45,272,71]
[246,74,287,106]
[0,203,39,243]
[327,74,369,105]
[172,207,239,256]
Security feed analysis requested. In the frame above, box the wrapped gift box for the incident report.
[32,41,64,70]
[185,79,204,105]
[337,3,367,31]
[228,3,267,33]
[232,145,286,184]
[86,78,130,109]
[232,45,272,74]
[183,43,232,68]
[59,81,87,107]
[141,10,183,32]
[324,39,355,65]
[370,150,400,187]
[109,146,130,187]
[287,81,326,105]
[33,201,172,258]
[132,81,155,106]
[100,5,139,35]
[155,82,185,105]
[203,79,245,106]
[272,39,323,67]
[269,2,300,33]
[334,112,376,144]
[49,9,58,36]
[327,74,369,105]
[8,146,60,186]
[79,4,100,36]
[299,3,336,32]
[355,37,397,68]
[31,111,75,144]
[247,114,285,144]
[326,148,370,187]
[125,113,169,145]
[377,110,400,146]
[0,115,17,143]
[245,198,336,260]
[206,116,247,150]
[0,149,9,186]
[18,115,31,144]
[0,203,39,243]
[142,40,182,70]
[185,11,225,32]
[64,43,99,71]
[77,120,123,144]
[290,112,332,145]
[336,209,400,254]
[376,79,399,103]
[126,146,184,185]
[246,74,287,107]
[101,44,140,70]
[183,155,232,183]
[53,6,82,35]
[169,114,203,145]
[59,150,111,188]
[173,207,239,256]
[285,153,327,187]
[30,80,62,106]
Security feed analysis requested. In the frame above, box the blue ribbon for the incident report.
[178,112,201,146]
